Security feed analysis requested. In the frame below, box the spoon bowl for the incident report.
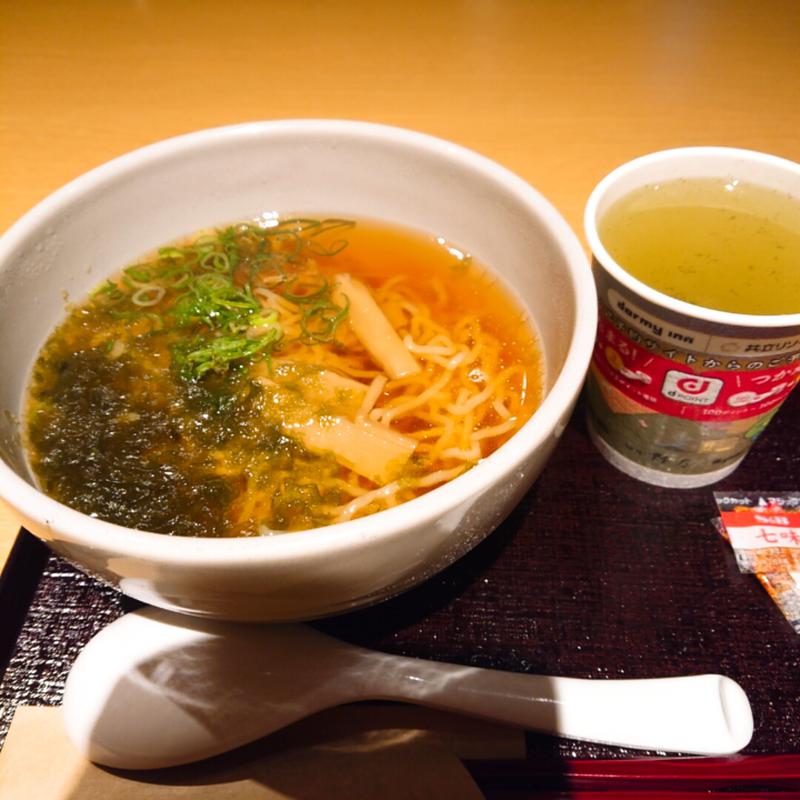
[63,608,754,769]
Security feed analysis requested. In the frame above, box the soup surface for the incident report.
[25,217,543,536]
[599,178,800,314]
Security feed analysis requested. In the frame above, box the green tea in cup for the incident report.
[584,147,800,488]
[599,177,800,315]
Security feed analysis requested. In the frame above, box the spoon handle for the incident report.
[359,654,752,755]
[63,609,753,769]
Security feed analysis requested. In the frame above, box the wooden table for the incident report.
[2,1,800,792]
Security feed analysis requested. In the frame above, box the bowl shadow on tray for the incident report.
[316,488,535,644]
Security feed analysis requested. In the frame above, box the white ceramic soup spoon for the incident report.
[62,607,753,770]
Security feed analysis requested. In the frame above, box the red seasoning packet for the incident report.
[713,491,800,634]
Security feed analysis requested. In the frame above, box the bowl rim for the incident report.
[0,119,597,565]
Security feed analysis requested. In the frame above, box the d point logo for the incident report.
[661,370,724,406]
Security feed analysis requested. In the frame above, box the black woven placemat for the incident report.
[2,393,800,758]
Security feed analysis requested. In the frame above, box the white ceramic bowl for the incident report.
[0,120,596,621]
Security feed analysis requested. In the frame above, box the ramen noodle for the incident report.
[25,217,543,536]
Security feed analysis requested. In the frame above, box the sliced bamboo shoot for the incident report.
[334,274,420,379]
[294,416,417,485]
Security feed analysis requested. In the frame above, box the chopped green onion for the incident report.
[200,250,231,273]
[132,284,166,306]
[283,278,330,304]
[124,265,154,283]
[94,280,125,303]
[158,246,186,260]
[91,217,354,376]
[173,326,281,380]
[299,296,349,342]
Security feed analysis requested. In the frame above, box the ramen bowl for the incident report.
[0,121,595,620]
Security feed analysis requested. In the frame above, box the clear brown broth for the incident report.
[25,218,543,536]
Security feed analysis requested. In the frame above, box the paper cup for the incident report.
[584,147,800,488]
